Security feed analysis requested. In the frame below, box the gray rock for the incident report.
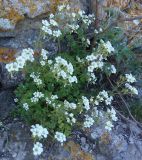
[0,90,15,120]
[0,63,24,89]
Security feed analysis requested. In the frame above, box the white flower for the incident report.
[42,20,50,27]
[6,48,34,72]
[48,60,53,65]
[30,124,48,139]
[94,29,99,34]
[33,142,43,156]
[86,54,97,61]
[67,63,74,74]
[125,74,136,83]
[72,13,76,18]
[50,19,58,26]
[64,100,77,109]
[53,30,62,37]
[42,26,52,35]
[68,24,79,32]
[60,70,67,79]
[41,49,48,60]
[51,95,58,100]
[55,132,66,145]
[105,41,115,53]
[68,76,78,83]
[31,91,44,103]
[21,48,34,62]
[16,56,26,69]
[82,96,90,110]
[125,83,138,95]
[99,28,103,32]
[84,116,94,128]
[23,103,29,111]
[50,14,54,19]
[78,10,85,17]
[105,96,113,105]
[102,40,114,53]
[95,90,113,106]
[30,73,42,85]
[40,61,46,66]
[58,5,65,11]
[66,113,76,125]
[105,121,113,131]
[107,108,117,121]
[87,39,90,46]
[88,65,94,72]
[14,98,18,103]
[110,65,116,74]
[52,56,77,84]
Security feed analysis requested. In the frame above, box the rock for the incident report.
[0,0,85,30]
[0,0,50,30]
[0,119,95,160]
[0,90,15,120]
[0,16,58,54]
[0,63,24,89]
[0,120,34,160]
[91,120,142,160]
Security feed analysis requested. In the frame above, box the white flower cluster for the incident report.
[6,48,34,72]
[105,121,114,131]
[42,17,61,38]
[86,54,104,72]
[33,142,43,156]
[125,73,136,83]
[125,83,138,95]
[30,72,42,85]
[64,100,77,109]
[40,49,49,66]
[88,73,97,84]
[84,116,94,128]
[101,40,115,54]
[23,103,29,111]
[31,124,48,156]
[109,65,117,74]
[58,4,71,12]
[54,131,66,145]
[86,54,104,83]
[65,112,76,125]
[14,98,18,103]
[124,74,138,95]
[94,28,103,34]
[31,91,44,103]
[105,108,117,131]
[46,95,59,108]
[30,124,49,139]
[51,56,77,84]
[42,4,95,38]
[107,108,118,122]
[82,96,90,110]
[94,90,113,106]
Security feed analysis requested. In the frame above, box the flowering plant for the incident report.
[6,4,139,156]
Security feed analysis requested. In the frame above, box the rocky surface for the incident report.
[0,0,85,30]
[0,117,142,160]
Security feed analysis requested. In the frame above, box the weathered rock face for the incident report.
[0,0,86,30]
[0,118,142,160]
[0,0,50,30]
